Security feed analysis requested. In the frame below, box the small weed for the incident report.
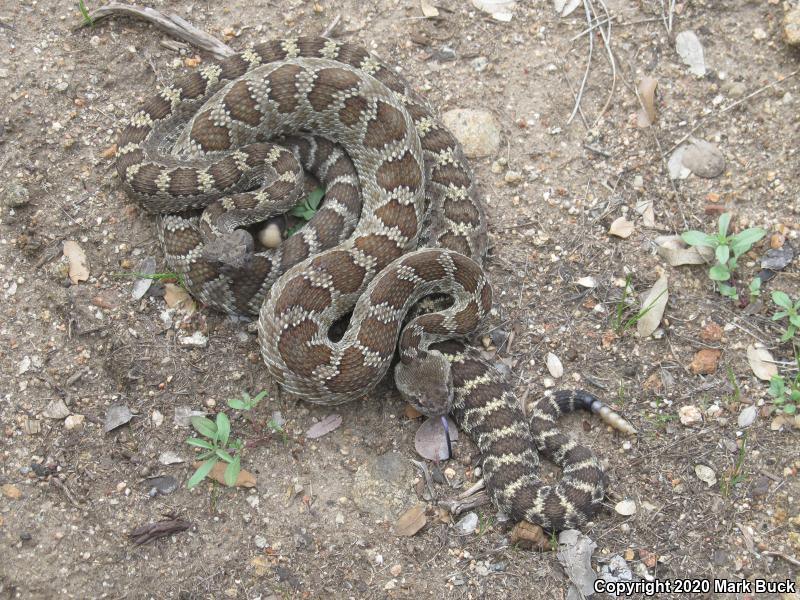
[267,417,289,443]
[726,366,741,405]
[549,531,559,551]
[771,291,800,343]
[287,187,324,236]
[681,212,766,301]
[720,434,748,497]
[186,413,243,488]
[768,371,800,416]
[611,275,667,333]
[78,0,94,26]
[227,390,267,412]
[477,513,495,537]
[748,277,762,304]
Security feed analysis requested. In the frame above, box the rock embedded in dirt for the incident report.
[689,349,721,375]
[784,6,800,46]
[441,109,501,158]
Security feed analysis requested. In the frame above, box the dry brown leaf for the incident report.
[636,274,669,337]
[655,235,714,266]
[636,76,658,127]
[510,520,548,550]
[164,283,196,314]
[394,503,427,537]
[194,461,256,487]
[305,414,342,439]
[746,344,778,381]
[609,216,635,239]
[63,241,89,284]
[420,0,439,17]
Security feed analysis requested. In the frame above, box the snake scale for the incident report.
[117,36,634,530]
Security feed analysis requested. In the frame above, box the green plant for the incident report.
[477,513,495,538]
[768,374,799,415]
[78,0,94,26]
[186,414,243,488]
[287,187,324,235]
[681,212,766,300]
[720,434,748,497]
[748,277,762,304]
[267,416,288,443]
[227,390,267,411]
[114,270,186,287]
[726,366,741,405]
[771,291,800,343]
[611,275,667,334]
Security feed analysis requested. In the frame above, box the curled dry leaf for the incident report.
[675,30,706,76]
[738,405,757,428]
[420,0,439,17]
[546,352,564,378]
[746,344,777,381]
[615,499,637,516]
[553,0,580,17]
[609,216,635,239]
[511,520,548,550]
[694,464,717,487]
[415,416,458,461]
[63,241,89,284]
[472,0,516,21]
[394,503,427,537]
[682,138,725,179]
[636,76,658,128]
[164,283,196,314]
[305,413,342,439]
[195,461,256,487]
[656,235,714,266]
[636,274,669,338]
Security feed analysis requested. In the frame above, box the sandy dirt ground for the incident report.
[0,0,799,598]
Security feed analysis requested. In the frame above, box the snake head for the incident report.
[394,350,454,417]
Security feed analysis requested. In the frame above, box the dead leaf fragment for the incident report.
[194,461,256,487]
[546,352,563,378]
[420,0,439,17]
[636,274,669,338]
[746,344,778,381]
[305,414,343,439]
[656,235,715,266]
[415,416,459,461]
[164,283,196,314]
[636,76,658,127]
[511,520,548,550]
[682,138,725,178]
[690,348,721,375]
[694,464,717,487]
[472,0,516,21]
[394,503,427,537]
[614,499,637,516]
[675,30,706,76]
[63,241,89,284]
[609,216,635,239]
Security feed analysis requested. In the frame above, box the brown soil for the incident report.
[0,1,798,598]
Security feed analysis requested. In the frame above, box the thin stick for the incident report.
[761,550,800,567]
[567,0,595,125]
[589,0,616,128]
[86,2,234,60]
[322,13,341,38]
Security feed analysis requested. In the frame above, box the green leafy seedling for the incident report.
[748,277,762,304]
[681,212,766,300]
[287,187,324,236]
[186,413,243,488]
[768,374,800,415]
[771,291,800,343]
[227,390,268,412]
